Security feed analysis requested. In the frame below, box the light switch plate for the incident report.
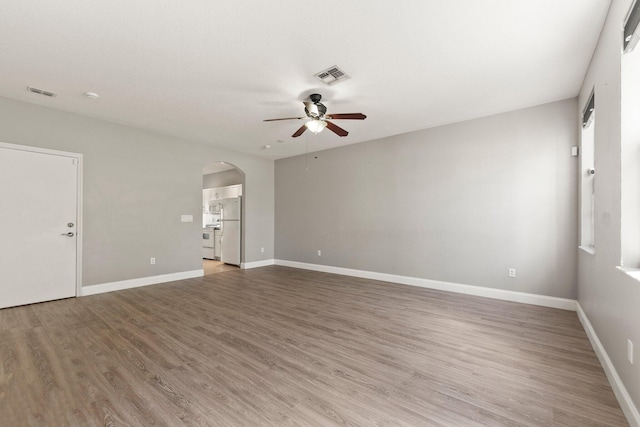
[181,214,193,223]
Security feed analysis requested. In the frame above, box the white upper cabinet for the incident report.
[202,189,213,213]
[204,185,242,212]
[222,184,242,199]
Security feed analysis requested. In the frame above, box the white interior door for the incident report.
[0,144,79,309]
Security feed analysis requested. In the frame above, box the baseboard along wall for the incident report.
[78,259,637,425]
[82,259,576,311]
[241,259,277,269]
[274,259,576,311]
[272,259,637,426]
[577,304,640,427]
[81,269,204,296]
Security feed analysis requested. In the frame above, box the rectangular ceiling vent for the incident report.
[26,86,57,98]
[314,66,350,85]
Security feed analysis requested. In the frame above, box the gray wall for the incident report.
[276,99,579,299]
[203,169,243,189]
[0,96,274,286]
[578,0,640,410]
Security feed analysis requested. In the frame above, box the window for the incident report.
[624,0,640,52]
[580,92,595,251]
[621,4,640,269]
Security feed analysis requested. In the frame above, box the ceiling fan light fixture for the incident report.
[305,119,327,134]
[264,93,365,138]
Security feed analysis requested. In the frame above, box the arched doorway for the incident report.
[202,161,246,275]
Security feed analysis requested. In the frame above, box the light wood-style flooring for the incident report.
[203,259,238,276]
[0,266,628,426]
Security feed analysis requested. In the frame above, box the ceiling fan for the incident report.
[264,93,367,138]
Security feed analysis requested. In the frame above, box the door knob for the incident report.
[61,232,75,237]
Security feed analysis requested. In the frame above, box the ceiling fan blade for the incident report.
[325,113,367,120]
[263,117,305,122]
[325,120,349,137]
[292,124,308,138]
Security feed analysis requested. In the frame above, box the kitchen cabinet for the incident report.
[214,230,222,259]
[222,186,233,199]
[202,189,213,213]
[204,184,242,205]
[222,184,242,199]
[211,189,223,200]
[204,184,241,222]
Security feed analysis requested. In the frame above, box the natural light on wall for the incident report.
[621,4,640,269]
[580,93,595,252]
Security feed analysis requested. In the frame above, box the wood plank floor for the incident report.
[0,266,628,426]
[203,259,238,276]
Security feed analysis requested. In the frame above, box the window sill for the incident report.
[617,266,640,282]
[579,246,596,255]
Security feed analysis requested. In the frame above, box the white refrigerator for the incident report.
[220,197,241,266]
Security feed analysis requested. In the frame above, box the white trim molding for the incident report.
[618,265,640,283]
[81,269,204,296]
[274,260,577,311]
[577,303,640,427]
[241,259,275,269]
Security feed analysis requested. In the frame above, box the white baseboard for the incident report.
[274,260,576,311]
[81,269,204,296]
[241,259,275,269]
[577,303,640,427]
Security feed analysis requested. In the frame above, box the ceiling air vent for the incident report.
[314,66,350,85]
[27,86,57,98]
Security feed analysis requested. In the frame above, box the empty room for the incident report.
[1,1,639,425]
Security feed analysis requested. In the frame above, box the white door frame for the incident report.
[0,141,83,298]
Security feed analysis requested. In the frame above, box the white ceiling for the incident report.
[0,1,610,160]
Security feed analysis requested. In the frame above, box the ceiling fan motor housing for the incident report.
[305,94,327,118]
[309,93,322,103]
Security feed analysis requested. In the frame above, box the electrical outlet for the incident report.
[261,247,265,253]
[629,339,634,364]
[150,257,156,265]
[508,268,516,278]
[317,250,322,256]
